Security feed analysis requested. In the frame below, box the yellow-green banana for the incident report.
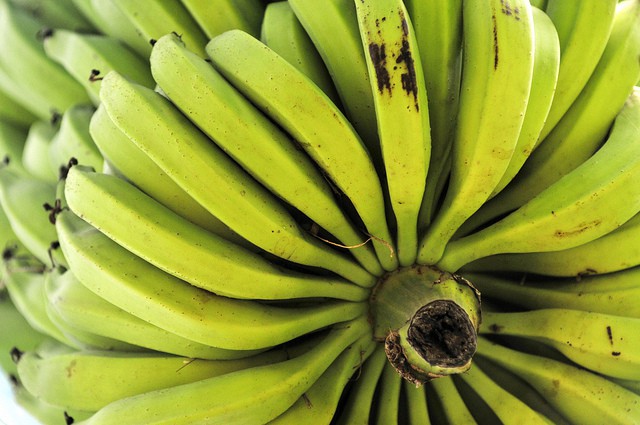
[477,337,640,424]
[180,0,264,39]
[55,208,368,351]
[374,362,403,424]
[21,119,59,183]
[260,1,340,105]
[418,0,535,265]
[403,381,430,425]
[204,29,394,272]
[98,71,374,286]
[429,376,477,425]
[354,0,431,267]
[438,87,640,271]
[74,318,372,425]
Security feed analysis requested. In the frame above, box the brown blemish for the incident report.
[606,326,613,345]
[612,352,621,357]
[368,42,391,94]
[395,9,419,110]
[554,220,602,238]
[492,13,499,70]
[489,323,503,333]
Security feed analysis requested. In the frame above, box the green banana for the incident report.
[418,0,535,265]
[470,0,640,228]
[428,376,478,425]
[288,0,380,165]
[260,1,340,105]
[74,318,372,425]
[43,29,154,104]
[55,208,368,351]
[21,119,59,183]
[438,87,640,271]
[457,363,554,424]
[98,71,374,286]
[465,210,640,277]
[334,345,387,425]
[0,120,27,173]
[0,84,38,128]
[8,0,94,31]
[108,0,209,57]
[151,32,381,277]
[204,30,394,272]
[403,380,430,425]
[467,267,640,318]
[0,167,61,266]
[45,267,262,360]
[180,0,264,39]
[406,0,463,229]
[268,338,375,424]
[48,104,102,177]
[373,362,402,424]
[88,104,246,245]
[477,337,640,424]
[488,6,561,197]
[481,307,640,380]
[1,259,74,346]
[539,0,618,140]
[354,0,431,267]
[0,1,91,119]
[16,342,296,412]
[64,165,369,301]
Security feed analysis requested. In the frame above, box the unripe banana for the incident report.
[429,376,478,425]
[180,0,265,39]
[21,119,59,183]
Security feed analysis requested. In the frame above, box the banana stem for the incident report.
[370,265,481,384]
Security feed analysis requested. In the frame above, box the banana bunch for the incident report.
[1,0,640,424]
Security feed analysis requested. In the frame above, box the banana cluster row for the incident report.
[0,0,639,424]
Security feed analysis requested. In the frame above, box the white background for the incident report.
[0,376,40,425]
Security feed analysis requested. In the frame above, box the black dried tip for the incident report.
[59,157,78,180]
[10,347,23,363]
[64,411,75,425]
[2,244,17,262]
[1,155,9,167]
[89,69,103,82]
[36,27,54,40]
[43,199,64,224]
[50,110,62,126]
[149,38,157,46]
[171,31,183,40]
[8,374,18,387]
[48,241,60,270]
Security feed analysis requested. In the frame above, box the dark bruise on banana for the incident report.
[364,5,420,112]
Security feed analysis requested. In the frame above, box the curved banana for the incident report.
[418,0,535,265]
[43,29,154,104]
[204,30,393,272]
[403,380,429,425]
[55,208,368,351]
[268,336,376,424]
[374,362,402,424]
[457,362,554,424]
[477,336,640,424]
[438,87,640,271]
[180,0,264,39]
[98,71,374,286]
[488,6,561,197]
[64,165,369,301]
[428,376,478,425]
[16,343,295,412]
[0,1,91,119]
[471,1,640,227]
[1,259,74,346]
[482,307,640,380]
[74,318,371,425]
[8,0,95,31]
[21,120,59,183]
[45,267,262,360]
[467,267,640,319]
[152,32,381,277]
[465,210,640,277]
[261,1,340,104]
[0,167,60,266]
[48,104,102,176]
[89,104,246,245]
[0,84,38,128]
[288,0,380,165]
[0,120,27,173]
[407,0,463,229]
[539,0,618,140]
[334,345,386,425]
[108,0,208,57]
[354,0,431,267]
